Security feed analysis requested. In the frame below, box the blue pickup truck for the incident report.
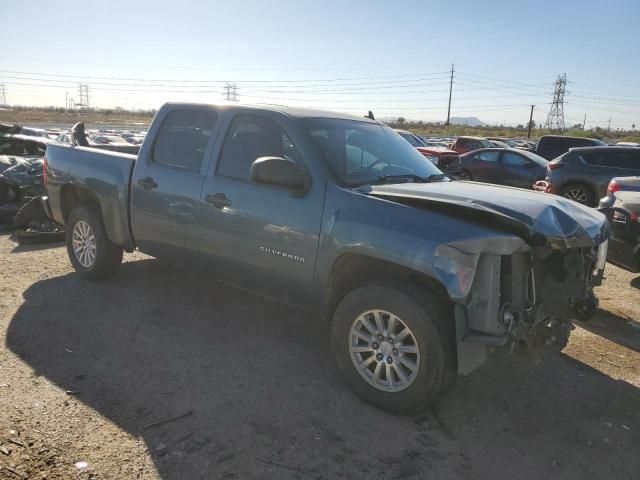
[43,103,609,412]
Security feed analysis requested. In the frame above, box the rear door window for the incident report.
[478,151,500,163]
[502,151,528,166]
[152,109,218,172]
[606,151,640,169]
[538,137,565,159]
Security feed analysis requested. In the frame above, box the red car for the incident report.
[449,136,493,155]
[395,129,462,177]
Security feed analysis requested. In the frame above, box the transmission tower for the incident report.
[76,83,90,109]
[223,82,239,101]
[544,74,567,132]
[0,84,6,106]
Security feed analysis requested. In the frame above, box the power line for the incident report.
[0,69,451,84]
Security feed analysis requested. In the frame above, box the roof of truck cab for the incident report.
[161,102,380,123]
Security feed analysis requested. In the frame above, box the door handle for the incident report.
[206,193,231,209]
[137,176,158,190]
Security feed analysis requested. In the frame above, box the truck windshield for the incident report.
[300,118,443,187]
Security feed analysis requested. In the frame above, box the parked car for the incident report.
[598,176,640,272]
[532,135,605,160]
[91,135,132,145]
[459,148,548,189]
[487,137,517,148]
[0,133,49,157]
[44,103,608,413]
[538,147,640,206]
[20,127,50,139]
[449,136,493,154]
[395,129,462,177]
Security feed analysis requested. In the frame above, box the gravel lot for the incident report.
[1,231,639,479]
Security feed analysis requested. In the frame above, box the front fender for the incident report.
[314,185,529,304]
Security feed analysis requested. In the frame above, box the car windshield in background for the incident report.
[479,139,493,148]
[301,118,443,187]
[399,132,425,147]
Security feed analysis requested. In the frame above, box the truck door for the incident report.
[197,112,325,306]
[131,106,219,262]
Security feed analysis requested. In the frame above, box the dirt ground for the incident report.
[0,232,639,480]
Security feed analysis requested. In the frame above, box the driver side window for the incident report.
[217,114,303,182]
[346,130,380,173]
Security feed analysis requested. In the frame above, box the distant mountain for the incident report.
[449,116,487,127]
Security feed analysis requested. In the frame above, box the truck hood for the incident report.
[366,180,608,249]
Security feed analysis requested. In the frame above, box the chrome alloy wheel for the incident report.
[72,220,97,268]
[349,310,421,392]
[563,188,589,204]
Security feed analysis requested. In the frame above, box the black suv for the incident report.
[535,135,605,160]
[543,146,640,206]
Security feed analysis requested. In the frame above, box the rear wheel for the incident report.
[560,183,595,206]
[66,206,123,280]
[330,283,456,413]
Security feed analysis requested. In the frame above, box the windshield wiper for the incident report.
[372,173,445,185]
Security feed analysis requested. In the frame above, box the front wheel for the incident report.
[66,206,123,280]
[459,170,473,181]
[330,283,456,413]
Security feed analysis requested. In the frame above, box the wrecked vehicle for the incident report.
[0,156,46,221]
[43,103,609,412]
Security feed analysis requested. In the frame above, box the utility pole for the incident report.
[582,113,586,131]
[527,105,535,139]
[544,73,567,132]
[0,84,6,106]
[76,84,90,110]
[65,91,68,111]
[607,117,611,131]
[223,82,238,101]
[446,63,454,126]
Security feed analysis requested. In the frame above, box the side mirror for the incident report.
[250,156,309,194]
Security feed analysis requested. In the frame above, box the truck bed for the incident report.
[45,143,137,250]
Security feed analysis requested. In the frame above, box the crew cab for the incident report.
[43,103,609,413]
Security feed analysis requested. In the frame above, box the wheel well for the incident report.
[60,185,101,223]
[325,254,451,317]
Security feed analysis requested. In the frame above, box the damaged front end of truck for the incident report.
[368,183,609,374]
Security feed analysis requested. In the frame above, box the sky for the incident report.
[1,0,639,129]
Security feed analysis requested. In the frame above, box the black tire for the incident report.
[66,206,123,280]
[560,183,595,207]
[330,283,456,414]
[460,170,473,181]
